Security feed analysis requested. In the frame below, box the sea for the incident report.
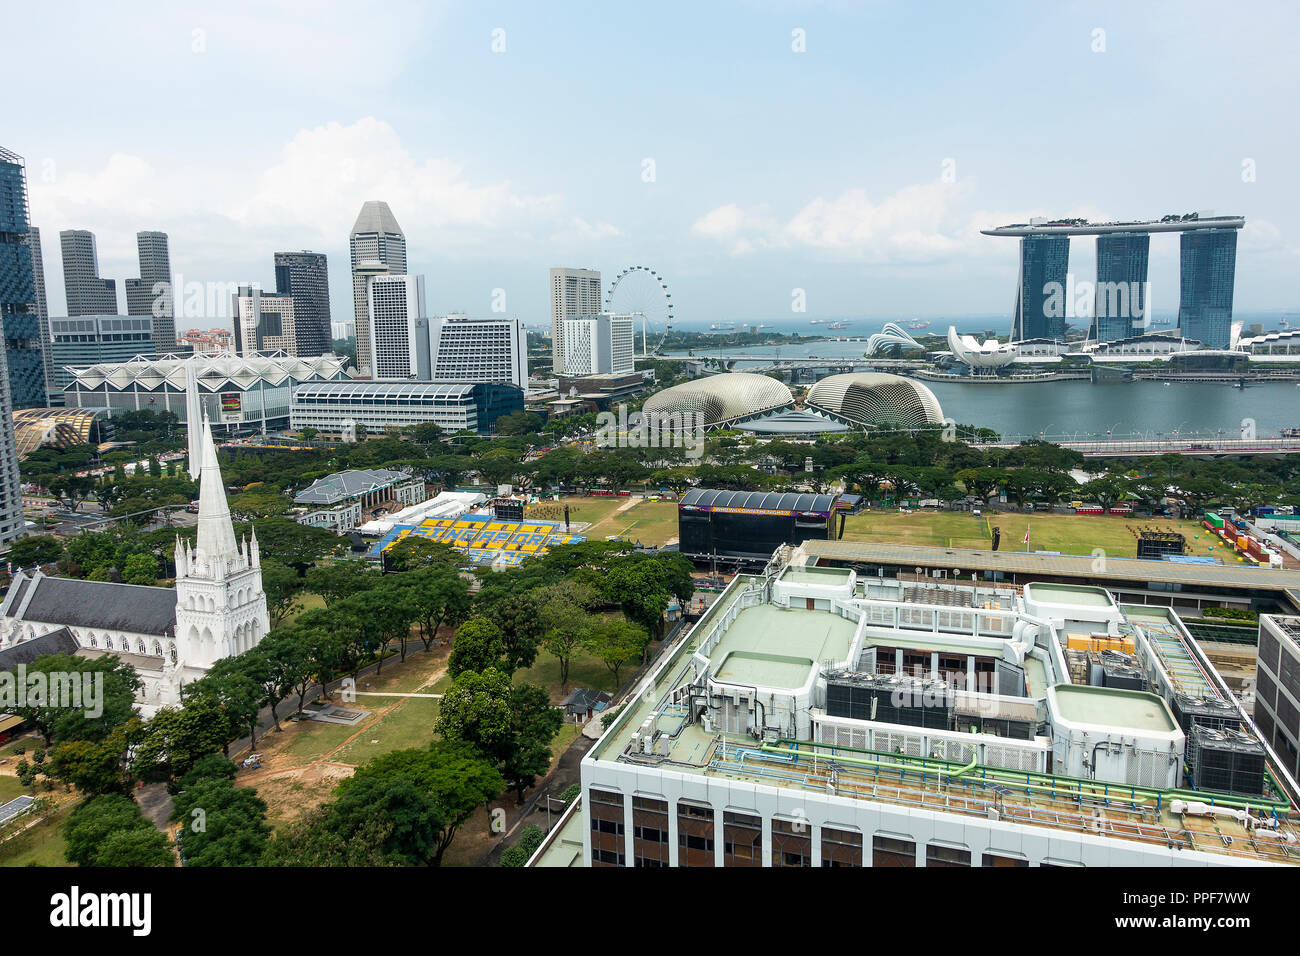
[667,313,1300,439]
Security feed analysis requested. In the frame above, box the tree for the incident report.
[122,552,159,585]
[12,653,141,746]
[260,558,304,628]
[538,580,600,692]
[335,741,503,866]
[5,534,64,569]
[246,628,311,731]
[486,591,544,673]
[448,616,507,678]
[46,718,143,796]
[499,684,562,803]
[384,537,460,573]
[333,579,418,670]
[437,670,561,804]
[182,660,264,752]
[409,568,471,650]
[263,804,395,867]
[587,617,649,687]
[304,560,379,608]
[133,700,232,783]
[64,794,172,867]
[172,775,270,866]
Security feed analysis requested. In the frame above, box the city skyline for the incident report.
[4,1,1297,333]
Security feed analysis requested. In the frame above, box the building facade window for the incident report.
[872,834,916,867]
[631,796,669,867]
[771,817,812,867]
[925,844,972,867]
[722,811,762,867]
[676,800,715,867]
[588,788,625,867]
[820,826,863,867]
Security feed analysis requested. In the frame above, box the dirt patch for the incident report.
[238,640,452,830]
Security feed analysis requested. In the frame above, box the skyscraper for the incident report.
[368,274,426,380]
[125,230,174,353]
[1012,236,1069,342]
[0,147,32,540]
[1179,228,1237,350]
[0,149,49,411]
[231,285,297,356]
[274,251,332,357]
[28,226,55,402]
[60,229,119,316]
[562,313,636,376]
[550,267,602,372]
[425,314,528,387]
[349,202,406,377]
[1091,232,1150,342]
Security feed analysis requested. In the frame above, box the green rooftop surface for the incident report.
[1024,582,1115,608]
[1050,683,1177,733]
[715,650,815,688]
[708,604,856,687]
[779,565,853,585]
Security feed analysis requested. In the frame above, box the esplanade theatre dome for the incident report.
[805,373,944,428]
[642,372,793,427]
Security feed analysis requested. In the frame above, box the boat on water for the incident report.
[827,321,850,330]
[907,319,931,330]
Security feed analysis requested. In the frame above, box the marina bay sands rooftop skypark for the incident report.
[984,213,1247,348]
[981,215,1246,237]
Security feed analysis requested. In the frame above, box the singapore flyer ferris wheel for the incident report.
[605,265,674,356]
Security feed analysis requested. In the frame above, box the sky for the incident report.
[5,0,1299,333]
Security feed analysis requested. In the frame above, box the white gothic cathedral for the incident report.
[0,416,270,715]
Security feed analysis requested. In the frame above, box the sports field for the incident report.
[527,496,681,547]
[840,511,1208,560]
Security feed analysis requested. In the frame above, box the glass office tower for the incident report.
[0,147,49,410]
[1012,235,1069,341]
[1178,229,1237,349]
[1092,232,1150,342]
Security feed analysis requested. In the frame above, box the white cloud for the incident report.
[235,118,562,241]
[694,181,977,262]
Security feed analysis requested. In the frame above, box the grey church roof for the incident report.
[4,573,177,637]
[0,627,78,670]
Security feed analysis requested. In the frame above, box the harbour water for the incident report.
[666,340,1300,439]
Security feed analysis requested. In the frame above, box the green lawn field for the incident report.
[840,510,1203,559]
[586,500,680,546]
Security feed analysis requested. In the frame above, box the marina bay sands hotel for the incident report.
[981,214,1244,349]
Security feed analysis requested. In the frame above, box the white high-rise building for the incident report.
[368,274,426,380]
[231,285,297,356]
[426,314,527,387]
[350,202,406,378]
[549,267,601,373]
[562,312,636,376]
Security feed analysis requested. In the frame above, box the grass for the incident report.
[526,495,629,530]
[513,647,620,703]
[586,500,680,546]
[0,799,76,867]
[840,510,1199,559]
[0,776,26,803]
[332,693,445,766]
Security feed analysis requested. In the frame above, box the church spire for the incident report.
[195,415,239,564]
